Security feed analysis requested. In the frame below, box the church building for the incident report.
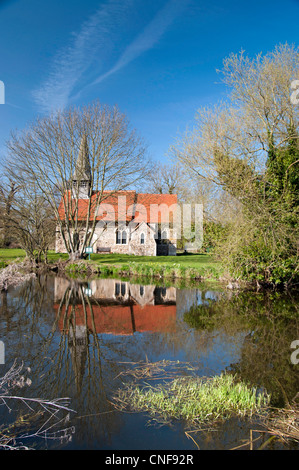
[55,137,177,256]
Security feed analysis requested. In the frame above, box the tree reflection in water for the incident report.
[184,289,299,407]
[0,274,298,449]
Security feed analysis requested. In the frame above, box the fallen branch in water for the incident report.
[114,359,201,381]
[0,360,76,449]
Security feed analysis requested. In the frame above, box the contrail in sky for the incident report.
[32,0,133,113]
[32,0,189,114]
[91,0,189,86]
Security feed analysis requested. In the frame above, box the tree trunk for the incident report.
[68,251,82,262]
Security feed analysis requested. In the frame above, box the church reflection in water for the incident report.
[53,277,177,390]
[54,277,177,338]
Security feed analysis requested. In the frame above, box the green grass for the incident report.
[0,249,224,280]
[113,373,270,427]
[87,253,224,280]
[0,249,69,264]
[89,252,217,267]
[0,249,26,261]
[0,249,216,266]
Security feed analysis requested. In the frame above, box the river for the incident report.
[0,274,298,450]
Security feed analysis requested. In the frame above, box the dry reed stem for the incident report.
[115,359,200,381]
[261,405,299,443]
[0,360,76,449]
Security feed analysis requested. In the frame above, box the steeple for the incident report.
[72,135,91,199]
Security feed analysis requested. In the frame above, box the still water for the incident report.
[0,274,298,450]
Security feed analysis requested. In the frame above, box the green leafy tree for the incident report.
[172,43,299,286]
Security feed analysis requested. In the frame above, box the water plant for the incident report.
[112,372,270,428]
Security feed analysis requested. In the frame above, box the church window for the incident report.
[121,283,126,296]
[116,229,127,244]
[161,230,168,240]
[115,282,126,297]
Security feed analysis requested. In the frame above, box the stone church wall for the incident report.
[55,221,160,256]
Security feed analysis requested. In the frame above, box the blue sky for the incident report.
[0,0,299,164]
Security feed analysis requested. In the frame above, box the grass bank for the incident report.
[0,249,225,282]
[66,253,225,281]
[0,249,71,272]
[0,249,26,268]
[0,249,69,266]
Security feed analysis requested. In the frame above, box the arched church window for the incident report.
[140,233,145,244]
[161,230,168,240]
[116,229,127,244]
[115,282,126,297]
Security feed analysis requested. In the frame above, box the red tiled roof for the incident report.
[57,191,177,223]
[135,193,177,223]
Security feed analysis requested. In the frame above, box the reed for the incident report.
[113,372,270,427]
[260,404,299,444]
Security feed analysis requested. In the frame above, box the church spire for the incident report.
[73,135,91,181]
[72,135,91,199]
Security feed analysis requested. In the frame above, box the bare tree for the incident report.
[145,162,183,195]
[0,179,20,247]
[6,182,56,262]
[5,101,149,260]
[144,161,217,216]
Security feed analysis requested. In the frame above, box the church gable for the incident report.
[129,221,157,256]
